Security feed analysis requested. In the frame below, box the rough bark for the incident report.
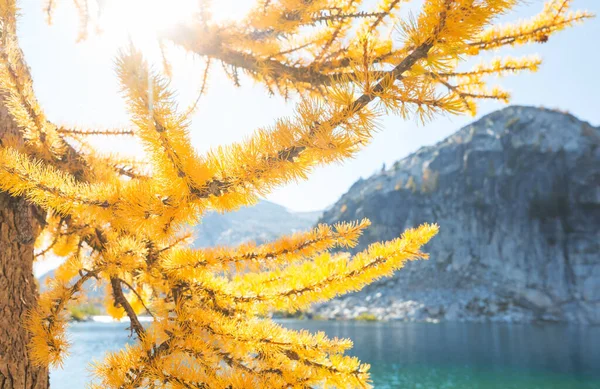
[0,193,48,389]
[0,101,49,388]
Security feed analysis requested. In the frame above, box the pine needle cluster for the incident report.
[0,0,591,387]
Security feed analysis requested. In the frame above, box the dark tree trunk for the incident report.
[0,193,48,389]
[0,101,49,388]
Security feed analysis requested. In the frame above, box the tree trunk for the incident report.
[0,193,48,389]
[0,98,49,388]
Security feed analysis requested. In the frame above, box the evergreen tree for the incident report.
[0,0,590,387]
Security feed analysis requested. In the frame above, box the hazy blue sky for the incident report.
[17,0,600,213]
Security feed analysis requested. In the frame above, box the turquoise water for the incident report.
[52,320,600,388]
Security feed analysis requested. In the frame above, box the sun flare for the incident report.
[91,0,249,60]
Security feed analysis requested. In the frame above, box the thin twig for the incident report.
[110,277,146,338]
[118,278,156,319]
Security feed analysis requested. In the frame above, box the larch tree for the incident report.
[0,0,591,388]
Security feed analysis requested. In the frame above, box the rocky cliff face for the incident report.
[313,106,600,324]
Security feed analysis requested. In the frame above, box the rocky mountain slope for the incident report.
[312,106,599,324]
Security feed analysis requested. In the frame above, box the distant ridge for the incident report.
[192,200,322,248]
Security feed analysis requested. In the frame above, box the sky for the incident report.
[16,0,600,215]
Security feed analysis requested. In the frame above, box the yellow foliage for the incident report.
[0,0,590,386]
[183,223,438,315]
[164,219,370,274]
[126,285,152,316]
[51,234,78,257]
[53,254,83,284]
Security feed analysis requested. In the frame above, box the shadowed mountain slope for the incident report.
[313,106,599,324]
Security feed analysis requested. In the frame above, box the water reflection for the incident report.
[283,321,600,377]
[52,321,600,389]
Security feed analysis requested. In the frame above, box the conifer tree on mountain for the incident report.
[0,0,591,388]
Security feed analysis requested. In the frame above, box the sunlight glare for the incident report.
[97,0,197,55]
[94,0,251,60]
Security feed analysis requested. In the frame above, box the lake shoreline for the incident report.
[75,314,600,328]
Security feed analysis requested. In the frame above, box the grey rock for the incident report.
[444,303,461,321]
[583,276,600,302]
[517,289,553,310]
[311,106,600,324]
[427,305,442,317]
[192,200,321,248]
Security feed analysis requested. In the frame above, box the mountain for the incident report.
[312,106,600,324]
[191,200,322,248]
